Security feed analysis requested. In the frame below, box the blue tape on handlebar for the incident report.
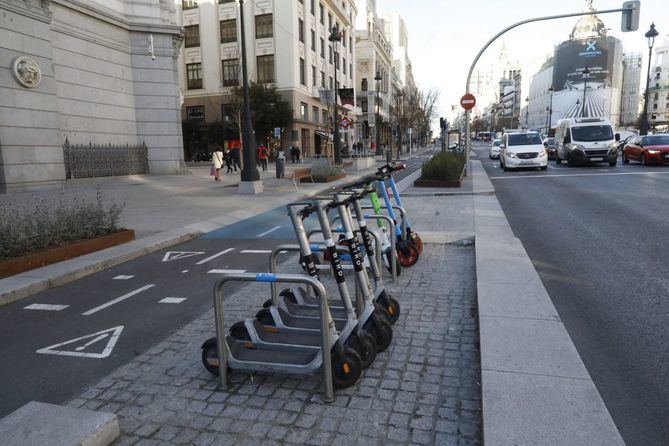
[309,244,322,252]
[340,254,352,261]
[334,226,343,232]
[255,273,277,282]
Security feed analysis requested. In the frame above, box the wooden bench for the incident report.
[290,168,314,189]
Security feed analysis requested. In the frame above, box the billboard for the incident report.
[550,36,622,126]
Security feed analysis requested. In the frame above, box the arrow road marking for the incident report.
[196,248,235,265]
[162,251,205,262]
[36,326,124,359]
[82,284,155,316]
[24,304,69,311]
[256,226,281,237]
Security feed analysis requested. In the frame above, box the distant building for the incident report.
[619,52,642,127]
[1,0,184,192]
[649,36,669,129]
[527,58,554,133]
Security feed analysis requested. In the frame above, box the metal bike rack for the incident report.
[213,272,334,402]
[361,205,409,239]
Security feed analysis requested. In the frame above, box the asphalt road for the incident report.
[473,141,669,446]
[0,150,433,418]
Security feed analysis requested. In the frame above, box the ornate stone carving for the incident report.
[172,34,184,59]
[13,56,42,88]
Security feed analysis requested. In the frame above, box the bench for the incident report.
[290,168,314,189]
[343,160,354,169]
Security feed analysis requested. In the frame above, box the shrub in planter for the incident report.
[311,161,344,182]
[420,151,466,181]
[0,189,125,261]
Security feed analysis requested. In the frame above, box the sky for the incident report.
[377,0,669,122]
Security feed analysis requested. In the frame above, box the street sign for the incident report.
[339,116,352,128]
[274,127,281,137]
[460,93,476,110]
[36,326,124,359]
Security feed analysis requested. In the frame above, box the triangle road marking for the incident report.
[36,326,124,359]
[162,251,205,262]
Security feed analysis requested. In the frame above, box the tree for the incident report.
[247,83,293,146]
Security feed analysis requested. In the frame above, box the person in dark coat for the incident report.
[230,145,241,172]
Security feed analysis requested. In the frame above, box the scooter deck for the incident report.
[227,337,317,365]
[281,297,348,319]
[275,307,346,331]
[252,319,321,347]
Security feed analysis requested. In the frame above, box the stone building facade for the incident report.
[0,0,184,192]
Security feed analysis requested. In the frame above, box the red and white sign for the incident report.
[460,93,476,111]
[338,116,352,128]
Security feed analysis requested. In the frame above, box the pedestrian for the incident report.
[224,148,233,173]
[231,144,241,172]
[295,145,301,163]
[258,144,269,172]
[212,145,224,181]
[289,145,296,163]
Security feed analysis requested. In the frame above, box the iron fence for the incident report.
[63,138,149,179]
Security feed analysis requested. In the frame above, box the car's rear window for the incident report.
[508,133,542,146]
[644,135,669,146]
[546,138,555,145]
[492,140,501,146]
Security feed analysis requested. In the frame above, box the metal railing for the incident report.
[63,138,149,179]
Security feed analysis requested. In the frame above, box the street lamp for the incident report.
[525,97,529,128]
[328,24,342,164]
[581,66,591,117]
[640,22,659,135]
[374,70,382,156]
[237,0,262,194]
[545,86,554,135]
[396,90,404,158]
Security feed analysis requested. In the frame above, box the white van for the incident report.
[554,117,619,166]
[499,130,547,171]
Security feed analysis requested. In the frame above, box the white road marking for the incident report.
[490,171,669,180]
[113,275,134,280]
[36,326,124,359]
[24,304,69,311]
[162,251,205,262]
[208,269,247,274]
[196,248,235,265]
[82,284,155,316]
[159,297,187,304]
[256,226,281,237]
[240,250,272,254]
[181,270,189,273]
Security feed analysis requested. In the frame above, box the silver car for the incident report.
[489,139,501,159]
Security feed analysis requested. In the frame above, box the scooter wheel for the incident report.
[396,244,419,267]
[262,298,272,309]
[255,308,277,326]
[229,321,251,341]
[201,337,220,376]
[411,234,424,255]
[379,291,400,324]
[384,251,402,276]
[346,330,377,369]
[365,317,393,352]
[332,347,363,389]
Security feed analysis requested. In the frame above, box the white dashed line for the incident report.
[159,297,187,304]
[241,250,272,254]
[181,270,189,274]
[24,304,69,311]
[490,171,669,180]
[207,269,247,274]
[196,248,235,265]
[113,275,134,280]
[256,226,281,237]
[82,284,155,316]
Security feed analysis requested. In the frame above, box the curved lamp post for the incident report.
[545,86,554,135]
[328,24,342,164]
[374,70,382,156]
[640,23,659,135]
[581,66,591,117]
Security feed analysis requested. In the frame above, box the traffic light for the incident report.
[439,117,444,129]
[621,1,640,32]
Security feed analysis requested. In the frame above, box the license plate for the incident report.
[590,157,603,162]
[520,161,534,165]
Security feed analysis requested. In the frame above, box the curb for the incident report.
[471,160,624,445]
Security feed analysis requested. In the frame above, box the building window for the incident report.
[361,99,368,113]
[299,19,304,42]
[328,12,332,30]
[311,29,316,51]
[329,45,333,64]
[361,78,367,91]
[313,106,319,123]
[300,102,308,121]
[349,36,352,52]
[349,63,352,79]
[329,76,333,89]
[653,103,658,110]
[184,25,200,48]
[320,38,325,58]
[220,19,237,43]
[342,31,346,47]
[182,0,198,10]
[322,109,328,125]
[312,65,317,86]
[343,57,346,74]
[299,58,306,85]
[255,14,273,39]
[222,105,233,122]
[186,106,205,122]
[186,63,202,89]
[320,70,325,87]
[319,3,324,24]
[257,54,275,83]
[219,0,235,3]
[310,0,315,14]
[222,58,239,86]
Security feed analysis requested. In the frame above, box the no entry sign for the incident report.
[460,93,476,110]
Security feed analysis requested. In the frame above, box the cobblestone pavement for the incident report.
[68,243,482,446]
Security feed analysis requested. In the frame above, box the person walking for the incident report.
[289,145,296,163]
[212,146,224,181]
[258,144,269,172]
[224,148,233,173]
[230,144,241,172]
[295,145,301,163]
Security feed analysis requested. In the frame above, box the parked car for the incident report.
[499,130,548,171]
[543,137,557,159]
[622,134,669,165]
[489,139,501,159]
[554,117,619,166]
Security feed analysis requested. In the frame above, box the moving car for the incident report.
[489,139,501,159]
[622,134,669,165]
[543,137,557,159]
[499,130,548,171]
[554,117,619,166]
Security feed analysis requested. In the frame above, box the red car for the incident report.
[622,134,669,165]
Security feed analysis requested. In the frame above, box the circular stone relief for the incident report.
[13,56,42,88]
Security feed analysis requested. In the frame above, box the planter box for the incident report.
[414,167,465,188]
[343,157,376,171]
[306,173,346,183]
[0,229,135,279]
